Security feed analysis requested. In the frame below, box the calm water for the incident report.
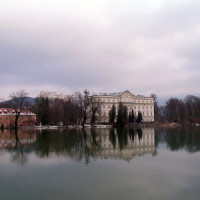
[1,127,200,200]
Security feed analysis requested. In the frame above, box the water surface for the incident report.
[0,127,200,200]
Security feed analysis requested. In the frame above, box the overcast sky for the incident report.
[0,0,200,104]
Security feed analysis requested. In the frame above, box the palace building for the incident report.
[90,90,154,123]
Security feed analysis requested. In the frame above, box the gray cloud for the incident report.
[0,0,200,102]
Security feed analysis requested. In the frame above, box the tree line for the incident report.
[33,93,200,124]
[32,92,143,127]
[156,95,200,123]
[4,90,200,128]
[1,89,145,129]
[32,90,91,127]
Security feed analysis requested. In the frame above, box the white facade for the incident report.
[40,91,69,100]
[91,90,154,123]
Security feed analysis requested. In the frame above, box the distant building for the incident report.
[40,91,69,100]
[0,108,36,128]
[88,90,154,123]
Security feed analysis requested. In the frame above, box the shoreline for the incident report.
[131,122,200,128]
[1,122,199,131]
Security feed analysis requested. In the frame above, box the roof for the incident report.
[91,90,153,99]
[0,108,36,116]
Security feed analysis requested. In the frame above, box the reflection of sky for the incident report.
[1,139,200,199]
[0,149,200,199]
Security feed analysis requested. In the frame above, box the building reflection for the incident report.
[0,129,36,149]
[84,128,155,161]
[1,127,200,165]
[0,128,156,163]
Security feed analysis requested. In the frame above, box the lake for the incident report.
[0,127,200,200]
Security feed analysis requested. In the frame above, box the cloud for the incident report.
[0,0,200,102]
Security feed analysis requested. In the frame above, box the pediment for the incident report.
[121,91,134,102]
[121,90,133,98]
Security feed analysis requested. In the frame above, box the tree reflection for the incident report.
[136,128,143,141]
[116,128,128,150]
[129,128,135,142]
[160,127,200,152]
[0,129,31,165]
[34,128,148,162]
[0,127,160,164]
[109,129,116,149]
[2,127,200,164]
[14,129,24,157]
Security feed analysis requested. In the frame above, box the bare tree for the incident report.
[33,96,50,125]
[82,90,90,127]
[161,95,200,123]
[151,93,160,121]
[9,90,28,130]
[72,92,83,125]
[89,96,101,126]
[165,98,180,122]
